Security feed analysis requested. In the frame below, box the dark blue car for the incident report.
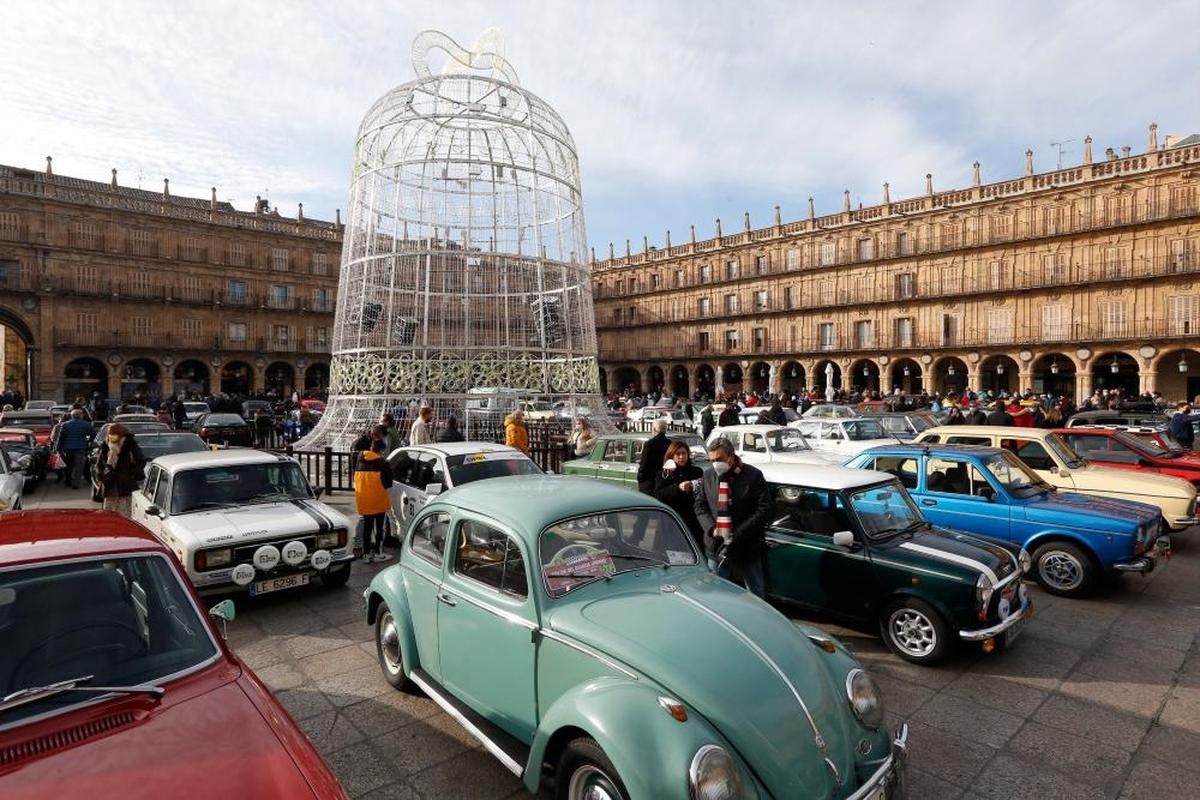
[845,444,1170,597]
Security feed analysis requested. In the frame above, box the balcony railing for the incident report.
[53,330,331,355]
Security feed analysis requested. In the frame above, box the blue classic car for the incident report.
[845,444,1170,597]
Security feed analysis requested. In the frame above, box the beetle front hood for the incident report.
[545,572,874,797]
[168,499,349,547]
[1021,488,1158,530]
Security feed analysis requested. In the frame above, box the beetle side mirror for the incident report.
[425,482,443,496]
[832,530,856,548]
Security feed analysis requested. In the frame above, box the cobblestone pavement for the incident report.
[24,481,1200,799]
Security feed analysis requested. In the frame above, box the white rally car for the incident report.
[385,441,542,523]
[130,449,353,596]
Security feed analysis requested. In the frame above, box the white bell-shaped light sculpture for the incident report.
[302,29,605,449]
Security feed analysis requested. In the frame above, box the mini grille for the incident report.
[0,711,137,768]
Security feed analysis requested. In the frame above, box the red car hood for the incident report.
[2,668,320,799]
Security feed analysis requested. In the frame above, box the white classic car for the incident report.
[706,424,836,466]
[0,447,25,511]
[130,450,353,596]
[385,441,542,523]
[790,417,901,460]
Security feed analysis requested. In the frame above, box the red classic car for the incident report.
[0,510,347,798]
[1057,427,1200,486]
[0,411,54,447]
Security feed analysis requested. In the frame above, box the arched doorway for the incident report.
[305,363,330,394]
[813,360,842,392]
[721,363,743,395]
[613,367,641,395]
[265,362,295,397]
[980,354,1019,395]
[749,361,771,394]
[121,358,161,401]
[780,361,805,395]
[598,367,608,394]
[850,359,880,394]
[932,357,968,397]
[1032,353,1075,398]
[645,365,665,395]
[0,314,32,400]
[889,358,923,394]
[1156,349,1200,403]
[669,364,689,398]
[1092,351,1139,396]
[695,365,716,398]
[174,360,210,398]
[220,361,253,395]
[63,357,108,404]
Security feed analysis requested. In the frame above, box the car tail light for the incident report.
[200,427,210,436]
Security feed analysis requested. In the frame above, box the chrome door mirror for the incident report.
[832,530,855,548]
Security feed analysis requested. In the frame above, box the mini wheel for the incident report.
[1032,541,1095,597]
[555,737,629,800]
[375,602,414,691]
[880,598,950,664]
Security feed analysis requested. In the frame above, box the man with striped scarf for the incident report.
[693,437,772,597]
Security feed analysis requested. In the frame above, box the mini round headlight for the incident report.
[1018,548,1032,573]
[975,572,994,611]
[845,668,884,729]
[689,744,743,800]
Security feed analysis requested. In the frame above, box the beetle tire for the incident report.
[880,597,950,664]
[1031,540,1095,597]
[319,562,352,588]
[375,603,414,692]
[554,737,629,800]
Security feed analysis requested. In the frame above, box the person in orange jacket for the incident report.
[353,439,394,563]
[505,409,529,455]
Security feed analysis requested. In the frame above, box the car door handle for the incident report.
[921,498,937,506]
[437,591,457,607]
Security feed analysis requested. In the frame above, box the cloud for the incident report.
[0,0,1195,250]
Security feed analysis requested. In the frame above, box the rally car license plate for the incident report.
[249,573,310,596]
[1004,616,1025,645]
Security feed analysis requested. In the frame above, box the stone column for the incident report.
[768,361,781,395]
[714,367,724,398]
[1140,369,1157,395]
[161,371,175,400]
[967,366,982,394]
[107,368,122,401]
[1077,370,1093,400]
[1018,371,1033,395]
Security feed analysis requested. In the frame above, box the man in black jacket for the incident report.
[985,401,1014,426]
[693,437,772,596]
[636,418,671,495]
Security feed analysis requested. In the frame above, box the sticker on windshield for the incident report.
[665,549,694,565]
[203,471,242,483]
[471,451,486,464]
[544,545,616,591]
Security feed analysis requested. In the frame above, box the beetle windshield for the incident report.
[847,480,925,539]
[446,453,542,486]
[981,451,1049,496]
[0,554,218,726]
[171,461,311,513]
[766,428,812,452]
[539,509,700,596]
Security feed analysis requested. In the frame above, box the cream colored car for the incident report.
[915,426,1198,531]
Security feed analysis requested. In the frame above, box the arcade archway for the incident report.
[1091,351,1139,396]
[749,361,771,394]
[780,361,805,394]
[305,363,330,394]
[980,354,1019,395]
[850,359,880,394]
[220,361,253,395]
[669,364,689,398]
[1031,353,1076,398]
[63,357,107,404]
[120,358,161,401]
[174,360,210,397]
[265,362,296,396]
[889,358,923,394]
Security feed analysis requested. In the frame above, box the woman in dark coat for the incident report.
[653,440,706,551]
[94,423,146,518]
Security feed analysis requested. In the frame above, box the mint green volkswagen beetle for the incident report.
[364,476,908,799]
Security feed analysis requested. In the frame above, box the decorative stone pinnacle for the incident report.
[774,205,781,226]
[163,178,170,197]
[45,156,52,176]
[665,229,671,248]
[298,202,304,220]
[972,161,981,187]
[843,190,851,212]
[1083,136,1093,164]
[111,169,118,188]
[743,211,750,231]
[1024,149,1033,176]
[1148,122,1158,152]
[883,182,890,204]
[715,218,722,238]
[807,197,815,219]
[925,174,933,195]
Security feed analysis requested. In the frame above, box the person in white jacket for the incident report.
[408,405,433,445]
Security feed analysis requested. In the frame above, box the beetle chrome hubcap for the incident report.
[379,613,401,674]
[568,765,620,800]
[1039,551,1084,591]
[888,608,936,657]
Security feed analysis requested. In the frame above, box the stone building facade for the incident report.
[0,159,342,402]
[592,127,1200,403]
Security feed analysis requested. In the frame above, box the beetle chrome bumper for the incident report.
[959,594,1033,641]
[1114,536,1171,573]
[846,723,908,800]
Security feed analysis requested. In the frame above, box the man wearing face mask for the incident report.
[693,437,772,597]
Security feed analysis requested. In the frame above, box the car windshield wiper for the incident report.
[548,573,611,593]
[1,675,164,713]
[244,490,292,503]
[183,501,238,512]
[611,553,673,568]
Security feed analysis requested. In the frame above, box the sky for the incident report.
[2,0,1197,254]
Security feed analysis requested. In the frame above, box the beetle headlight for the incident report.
[1018,548,1032,574]
[845,668,883,728]
[689,744,743,800]
[975,572,995,612]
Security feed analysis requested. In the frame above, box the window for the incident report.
[870,456,920,490]
[699,264,712,283]
[752,327,767,351]
[76,313,97,334]
[454,520,528,598]
[132,316,151,337]
[940,223,960,249]
[725,259,739,280]
[309,288,329,311]
[0,259,17,288]
[601,439,631,464]
[896,231,912,255]
[856,238,874,260]
[743,433,767,453]
[129,271,152,295]
[754,255,768,274]
[181,236,203,261]
[271,247,289,272]
[1100,300,1126,337]
[854,274,872,300]
[611,308,622,324]
[410,512,450,566]
[925,458,992,498]
[784,287,795,309]
[894,272,915,300]
[1105,196,1126,225]
[698,297,711,317]
[1168,239,1192,272]
[940,265,961,294]
[1042,254,1068,284]
[724,293,738,313]
[272,324,292,346]
[855,320,874,348]
[312,252,328,275]
[151,467,171,510]
[674,269,684,287]
[228,322,247,342]
[724,329,739,351]
[987,308,1014,343]
[71,221,98,248]
[754,290,768,311]
[227,280,247,304]
[1169,295,1198,336]
[786,249,800,270]
[987,260,1005,291]
[129,229,155,256]
[1044,205,1068,235]
[1041,304,1068,340]
[894,317,914,348]
[650,272,661,289]
[182,318,201,340]
[229,242,247,266]
[312,326,329,347]
[818,279,835,305]
[942,314,960,346]
[989,214,1012,241]
[270,284,290,308]
[818,322,836,350]
[1010,440,1056,472]
[818,242,836,266]
[1103,247,1126,279]
[179,275,201,301]
[698,331,711,351]
[0,212,19,239]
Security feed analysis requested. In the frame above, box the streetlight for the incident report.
[903,365,911,376]
[1110,359,1119,374]
[996,362,1005,375]
[1179,356,1189,373]
[1050,360,1060,375]
[947,363,955,376]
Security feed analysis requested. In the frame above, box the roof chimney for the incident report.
[335,208,342,226]
[1122,146,1131,158]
